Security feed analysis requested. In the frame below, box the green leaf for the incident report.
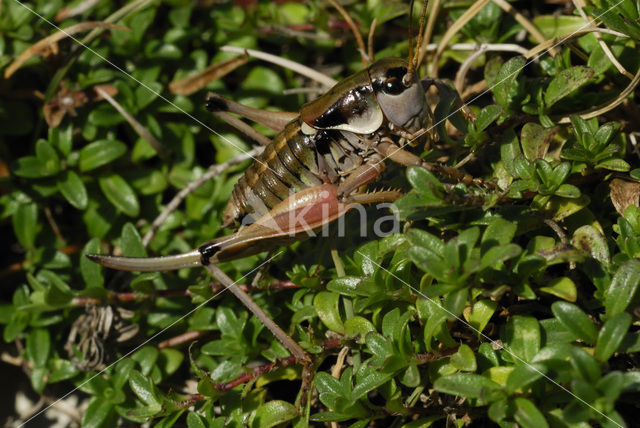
[121,223,147,257]
[501,316,540,362]
[48,358,80,383]
[315,371,344,396]
[82,397,116,428]
[132,346,159,376]
[521,123,554,161]
[57,170,88,209]
[35,139,61,176]
[554,183,581,198]
[533,14,585,38]
[354,241,379,276]
[129,370,161,409]
[186,412,207,428]
[407,229,445,256]
[216,306,244,338]
[81,238,104,288]
[480,244,522,270]
[595,312,632,362]
[366,332,393,361]
[596,371,624,401]
[465,299,497,334]
[506,363,547,394]
[513,397,549,428]
[482,217,517,248]
[406,166,444,198]
[243,66,285,94]
[451,344,477,372]
[595,158,630,172]
[594,122,620,145]
[551,301,598,345]
[605,259,640,316]
[344,316,375,343]
[26,328,50,367]
[158,348,184,376]
[569,345,601,383]
[79,139,127,172]
[40,270,74,306]
[30,366,48,394]
[12,202,38,250]
[326,276,362,296]
[400,362,421,387]
[499,128,522,177]
[474,104,502,132]
[443,287,468,318]
[251,400,297,428]
[572,225,610,264]
[493,56,526,109]
[539,277,577,302]
[314,292,344,334]
[351,370,394,400]
[589,6,640,40]
[433,373,502,402]
[544,66,594,108]
[13,156,48,178]
[99,173,140,217]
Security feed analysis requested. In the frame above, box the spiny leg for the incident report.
[376,138,482,186]
[205,92,297,133]
[209,110,272,146]
[204,263,310,362]
[336,157,386,197]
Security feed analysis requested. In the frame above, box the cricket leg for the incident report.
[205,92,297,133]
[376,138,478,185]
[210,110,272,146]
[204,263,310,362]
[200,184,355,264]
[87,184,350,271]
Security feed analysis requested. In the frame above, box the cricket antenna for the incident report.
[404,0,429,86]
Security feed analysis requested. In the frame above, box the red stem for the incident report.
[215,356,299,392]
[157,330,207,349]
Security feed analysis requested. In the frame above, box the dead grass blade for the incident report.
[327,0,368,67]
[168,54,249,96]
[55,0,101,22]
[432,0,490,77]
[4,22,129,79]
[94,86,167,159]
[221,46,337,87]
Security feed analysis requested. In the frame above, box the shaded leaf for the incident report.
[251,400,297,428]
[544,66,594,108]
[57,170,88,209]
[605,259,640,316]
[521,123,555,161]
[434,373,502,402]
[79,139,127,172]
[98,173,140,217]
[314,292,344,334]
[513,397,549,428]
[596,312,632,362]
[551,301,598,345]
[12,202,38,250]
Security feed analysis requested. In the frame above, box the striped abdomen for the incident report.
[222,118,370,228]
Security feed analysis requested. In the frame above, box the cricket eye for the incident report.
[384,76,406,95]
